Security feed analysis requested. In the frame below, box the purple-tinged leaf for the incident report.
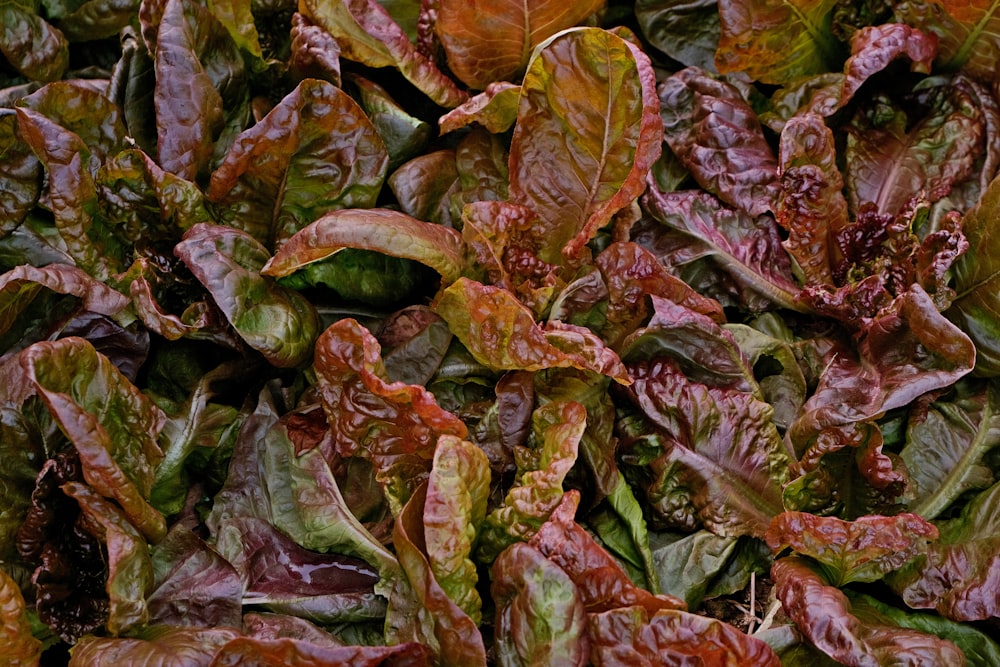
[23,338,168,543]
[263,208,464,286]
[587,606,781,667]
[0,4,68,82]
[635,0,721,72]
[0,263,128,340]
[434,278,630,383]
[313,318,468,514]
[439,82,521,135]
[527,491,686,613]
[638,188,803,313]
[596,242,725,347]
[55,0,140,42]
[153,0,228,182]
[215,516,385,623]
[773,556,965,666]
[623,357,791,538]
[623,295,756,391]
[16,107,122,280]
[888,480,1000,622]
[491,542,590,667]
[288,12,342,86]
[765,512,938,586]
[845,84,983,216]
[434,0,604,89]
[658,66,780,217]
[509,27,663,264]
[385,483,488,666]
[715,0,842,85]
[776,113,849,286]
[388,150,460,226]
[348,74,432,170]
[174,223,321,368]
[0,567,42,665]
[210,637,431,667]
[208,79,388,249]
[63,482,154,636]
[789,286,976,450]
[477,401,586,562]
[840,24,937,105]
[69,627,242,666]
[20,82,128,162]
[147,525,242,628]
[298,0,467,108]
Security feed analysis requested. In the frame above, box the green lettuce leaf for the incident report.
[635,0,721,72]
[348,74,431,170]
[896,0,1000,81]
[490,542,589,667]
[526,491,686,613]
[23,337,167,543]
[174,223,321,368]
[434,0,604,89]
[438,82,521,135]
[947,173,1000,375]
[385,482,488,665]
[207,78,388,248]
[0,110,41,236]
[423,435,490,623]
[477,401,586,562]
[509,26,662,264]
[716,0,843,85]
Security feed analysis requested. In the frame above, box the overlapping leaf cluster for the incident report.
[2,0,1000,665]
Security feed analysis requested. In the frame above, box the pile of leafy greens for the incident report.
[4,0,1000,664]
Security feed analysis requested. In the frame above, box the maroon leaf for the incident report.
[658,67,780,217]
